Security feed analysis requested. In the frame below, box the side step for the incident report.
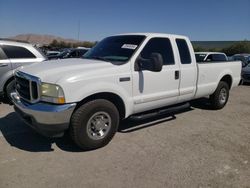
[129,102,190,121]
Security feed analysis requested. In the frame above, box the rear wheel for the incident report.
[209,81,229,110]
[70,99,119,150]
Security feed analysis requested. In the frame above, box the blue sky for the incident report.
[0,0,249,41]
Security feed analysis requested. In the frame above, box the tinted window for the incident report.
[176,39,191,64]
[206,54,227,62]
[206,54,213,61]
[139,38,175,65]
[78,49,88,56]
[2,45,36,59]
[195,54,206,62]
[68,50,77,58]
[213,54,227,61]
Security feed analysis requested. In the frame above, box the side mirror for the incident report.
[135,53,163,72]
[150,53,163,72]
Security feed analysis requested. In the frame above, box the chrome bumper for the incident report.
[11,92,76,137]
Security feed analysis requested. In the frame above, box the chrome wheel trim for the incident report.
[86,111,112,140]
[219,88,227,104]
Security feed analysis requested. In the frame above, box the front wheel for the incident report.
[209,81,229,110]
[70,99,119,150]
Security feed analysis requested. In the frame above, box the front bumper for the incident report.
[11,92,76,137]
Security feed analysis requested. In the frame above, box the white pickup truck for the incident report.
[11,33,241,150]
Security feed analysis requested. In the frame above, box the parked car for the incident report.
[47,48,89,60]
[232,54,250,67]
[11,33,241,150]
[195,52,228,62]
[241,63,250,84]
[0,40,46,100]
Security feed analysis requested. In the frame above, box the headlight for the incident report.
[41,83,65,104]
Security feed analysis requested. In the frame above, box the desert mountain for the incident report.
[8,34,82,45]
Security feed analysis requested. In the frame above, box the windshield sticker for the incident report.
[121,44,138,50]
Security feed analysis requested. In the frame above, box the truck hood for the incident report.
[18,58,116,83]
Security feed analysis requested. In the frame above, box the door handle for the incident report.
[0,63,8,67]
[175,70,180,80]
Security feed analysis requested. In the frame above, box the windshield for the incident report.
[83,35,146,64]
[195,54,206,62]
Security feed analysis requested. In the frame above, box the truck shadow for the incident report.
[190,98,213,110]
[118,98,213,133]
[118,108,193,133]
[0,98,211,152]
[0,112,82,152]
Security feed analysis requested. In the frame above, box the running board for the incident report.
[129,102,190,121]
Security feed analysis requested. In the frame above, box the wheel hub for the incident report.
[219,88,227,104]
[87,112,111,140]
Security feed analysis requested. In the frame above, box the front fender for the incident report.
[63,81,134,118]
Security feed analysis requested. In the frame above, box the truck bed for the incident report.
[195,61,242,99]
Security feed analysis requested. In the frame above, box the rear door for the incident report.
[132,37,181,113]
[175,38,197,102]
[0,46,11,92]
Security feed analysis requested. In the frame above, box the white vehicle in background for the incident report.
[195,52,228,62]
[46,50,60,56]
[0,40,46,100]
[12,33,241,150]
[77,47,91,50]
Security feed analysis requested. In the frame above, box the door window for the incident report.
[138,38,175,66]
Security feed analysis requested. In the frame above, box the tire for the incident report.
[70,99,119,150]
[209,81,229,110]
[5,79,16,103]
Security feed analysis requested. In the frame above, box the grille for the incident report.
[15,71,40,102]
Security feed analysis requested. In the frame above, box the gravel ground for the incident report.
[0,86,249,188]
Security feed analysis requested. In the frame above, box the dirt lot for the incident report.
[0,86,249,188]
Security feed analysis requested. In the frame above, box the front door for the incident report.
[132,37,180,113]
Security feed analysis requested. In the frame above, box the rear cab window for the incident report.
[176,39,191,64]
[2,45,36,59]
[210,54,227,61]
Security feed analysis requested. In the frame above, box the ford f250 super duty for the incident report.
[11,33,242,150]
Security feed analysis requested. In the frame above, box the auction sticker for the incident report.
[122,44,138,50]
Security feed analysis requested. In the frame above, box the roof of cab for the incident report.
[0,40,33,47]
[115,33,189,39]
